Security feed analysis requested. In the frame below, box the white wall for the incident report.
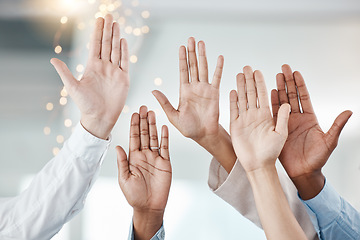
[0,0,360,239]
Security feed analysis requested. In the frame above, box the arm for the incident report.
[301,180,360,240]
[208,157,318,239]
[229,66,306,240]
[116,106,171,240]
[271,64,353,238]
[152,37,236,173]
[0,124,109,240]
[0,14,130,239]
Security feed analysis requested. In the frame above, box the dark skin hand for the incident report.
[117,106,171,240]
[271,64,352,200]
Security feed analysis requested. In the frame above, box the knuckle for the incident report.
[140,129,149,135]
[287,92,298,100]
[246,89,256,95]
[299,94,310,101]
[130,133,140,138]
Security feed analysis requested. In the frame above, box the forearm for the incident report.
[291,170,325,200]
[81,116,115,140]
[197,125,236,173]
[301,180,360,239]
[133,209,164,240]
[0,124,109,239]
[247,165,307,240]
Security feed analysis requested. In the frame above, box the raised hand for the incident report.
[230,66,290,172]
[153,37,236,173]
[153,37,223,142]
[230,66,306,240]
[271,64,352,199]
[51,14,129,140]
[116,106,171,240]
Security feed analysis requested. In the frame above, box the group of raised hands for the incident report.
[45,14,357,240]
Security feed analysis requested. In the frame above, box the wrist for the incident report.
[80,115,115,140]
[246,164,280,195]
[246,164,277,179]
[194,124,222,148]
[291,170,325,200]
[133,209,164,240]
[196,125,237,173]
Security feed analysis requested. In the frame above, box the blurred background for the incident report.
[0,0,360,239]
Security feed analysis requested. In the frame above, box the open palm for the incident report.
[117,106,171,212]
[230,66,290,172]
[271,65,352,178]
[152,37,224,143]
[51,14,129,139]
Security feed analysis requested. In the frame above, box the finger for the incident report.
[198,41,208,83]
[116,146,130,181]
[282,64,300,113]
[293,71,314,114]
[325,110,353,149]
[179,45,189,84]
[275,103,291,138]
[271,89,280,122]
[120,38,129,72]
[236,73,247,112]
[243,66,257,109]
[187,37,199,83]
[139,106,150,150]
[148,111,159,152]
[110,22,121,66]
[229,90,239,121]
[254,70,269,109]
[160,125,170,160]
[152,90,179,125]
[89,17,104,59]
[50,58,78,90]
[101,14,113,61]
[129,113,140,152]
[211,55,224,89]
[276,73,289,105]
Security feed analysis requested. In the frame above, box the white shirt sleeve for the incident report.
[208,158,319,240]
[0,123,110,240]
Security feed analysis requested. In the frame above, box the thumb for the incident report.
[152,90,179,124]
[116,146,130,182]
[325,110,353,149]
[50,58,78,90]
[275,103,291,138]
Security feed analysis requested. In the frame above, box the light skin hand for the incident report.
[116,106,171,240]
[51,14,130,140]
[230,66,290,172]
[153,37,236,173]
[271,64,352,200]
[230,66,306,240]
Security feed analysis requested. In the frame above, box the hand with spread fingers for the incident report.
[229,66,307,240]
[271,64,352,200]
[153,37,236,173]
[51,14,130,140]
[229,66,290,172]
[116,106,171,240]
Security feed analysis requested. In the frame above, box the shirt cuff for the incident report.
[65,122,111,163]
[208,158,246,194]
[300,179,341,229]
[128,221,165,240]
